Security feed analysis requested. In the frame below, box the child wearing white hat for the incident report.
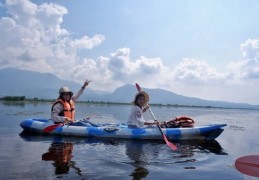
[51,80,90,123]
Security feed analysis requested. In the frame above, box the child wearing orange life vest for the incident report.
[127,91,159,128]
[51,80,90,123]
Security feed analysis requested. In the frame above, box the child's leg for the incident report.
[83,119,99,127]
[71,121,90,127]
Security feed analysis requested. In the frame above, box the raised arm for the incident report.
[72,80,91,102]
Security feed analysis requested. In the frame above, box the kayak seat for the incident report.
[104,126,119,132]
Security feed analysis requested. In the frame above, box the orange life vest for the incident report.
[52,99,75,120]
[160,116,195,128]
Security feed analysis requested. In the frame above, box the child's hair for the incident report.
[133,93,145,106]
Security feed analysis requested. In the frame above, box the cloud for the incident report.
[101,48,165,83]
[172,58,224,84]
[65,48,168,90]
[137,56,163,74]
[227,38,259,80]
[108,48,134,79]
[0,0,104,72]
[240,39,259,60]
[169,38,259,104]
[69,35,105,50]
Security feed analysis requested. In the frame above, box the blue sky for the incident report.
[1,0,259,104]
[31,0,259,68]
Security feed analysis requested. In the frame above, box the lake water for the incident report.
[0,101,259,179]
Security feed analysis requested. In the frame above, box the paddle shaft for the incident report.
[147,106,164,134]
[44,118,92,133]
[148,106,176,147]
[43,123,63,133]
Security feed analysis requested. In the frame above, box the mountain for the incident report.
[103,84,258,109]
[84,84,258,109]
[0,68,258,109]
[0,68,99,99]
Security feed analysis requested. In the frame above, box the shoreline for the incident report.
[1,98,258,111]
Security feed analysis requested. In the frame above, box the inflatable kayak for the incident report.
[20,119,227,140]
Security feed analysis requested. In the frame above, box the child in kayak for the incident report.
[51,80,98,127]
[127,91,159,128]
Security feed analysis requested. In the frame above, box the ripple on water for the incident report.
[2,103,257,179]
[15,133,230,179]
[6,111,46,116]
[228,125,245,131]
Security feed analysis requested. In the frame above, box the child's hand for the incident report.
[143,105,150,112]
[65,117,74,123]
[154,120,160,125]
[82,80,91,88]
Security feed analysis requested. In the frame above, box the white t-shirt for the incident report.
[127,106,145,128]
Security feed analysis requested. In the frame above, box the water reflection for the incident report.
[129,167,149,180]
[42,142,73,174]
[20,131,227,157]
[20,131,227,178]
[176,140,228,156]
[125,140,156,179]
[1,101,25,107]
[42,142,83,176]
[124,139,226,178]
[173,140,227,169]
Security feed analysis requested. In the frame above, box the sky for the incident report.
[0,0,259,104]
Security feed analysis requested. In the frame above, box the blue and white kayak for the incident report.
[20,119,227,140]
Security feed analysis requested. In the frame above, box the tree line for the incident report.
[0,96,26,101]
[0,96,213,108]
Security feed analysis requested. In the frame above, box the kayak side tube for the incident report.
[20,119,227,140]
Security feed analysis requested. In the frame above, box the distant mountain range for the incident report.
[0,68,258,109]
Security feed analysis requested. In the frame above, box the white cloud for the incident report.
[65,48,168,90]
[69,35,105,50]
[0,0,104,72]
[96,48,166,84]
[136,56,163,74]
[240,39,259,60]
[169,39,259,104]
[108,48,134,79]
[227,38,259,80]
[172,58,224,84]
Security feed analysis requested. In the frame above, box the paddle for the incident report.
[43,118,95,133]
[135,83,177,150]
[235,155,259,177]
[43,123,64,133]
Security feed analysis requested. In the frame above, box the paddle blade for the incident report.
[43,124,62,133]
[163,134,177,150]
[235,155,259,177]
[135,83,141,92]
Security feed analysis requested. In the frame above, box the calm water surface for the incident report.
[0,102,259,179]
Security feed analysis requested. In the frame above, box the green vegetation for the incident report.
[0,96,26,101]
[0,96,197,108]
[0,96,258,110]
[0,96,55,102]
